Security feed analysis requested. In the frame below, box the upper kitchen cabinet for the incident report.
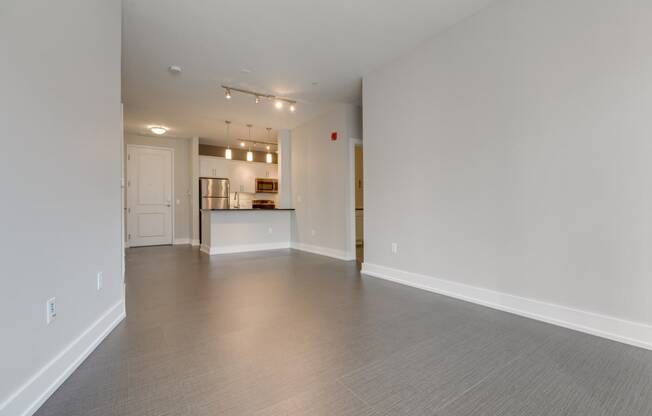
[254,163,278,179]
[200,154,278,192]
[228,162,255,193]
[199,155,229,178]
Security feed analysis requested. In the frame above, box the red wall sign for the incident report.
[331,131,338,141]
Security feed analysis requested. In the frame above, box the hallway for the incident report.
[36,246,652,416]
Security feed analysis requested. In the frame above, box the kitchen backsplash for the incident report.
[229,192,278,208]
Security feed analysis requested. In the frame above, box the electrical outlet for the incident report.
[97,272,103,291]
[268,226,273,234]
[391,243,398,254]
[46,297,56,324]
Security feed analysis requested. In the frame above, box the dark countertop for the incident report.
[202,208,295,211]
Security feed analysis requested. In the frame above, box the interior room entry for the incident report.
[355,144,364,261]
[126,145,173,247]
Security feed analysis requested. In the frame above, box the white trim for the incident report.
[347,138,363,260]
[173,238,191,245]
[291,242,355,261]
[361,263,652,351]
[198,240,355,261]
[191,239,200,247]
[201,242,290,255]
[1,301,126,416]
[126,144,175,247]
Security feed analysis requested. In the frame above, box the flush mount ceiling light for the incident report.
[149,126,168,135]
[224,121,232,160]
[221,85,296,112]
[168,65,182,74]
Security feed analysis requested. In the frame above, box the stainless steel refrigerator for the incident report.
[200,178,230,209]
[200,178,229,244]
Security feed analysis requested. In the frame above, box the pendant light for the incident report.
[265,128,273,164]
[224,121,232,160]
[246,124,254,162]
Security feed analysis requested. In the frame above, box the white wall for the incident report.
[191,137,200,245]
[363,0,652,346]
[291,104,362,259]
[0,0,124,414]
[124,133,192,242]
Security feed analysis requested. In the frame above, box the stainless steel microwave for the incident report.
[255,178,278,193]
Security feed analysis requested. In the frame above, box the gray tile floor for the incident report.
[35,246,652,416]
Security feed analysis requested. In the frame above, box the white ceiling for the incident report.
[123,0,495,146]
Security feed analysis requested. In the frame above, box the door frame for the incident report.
[347,137,363,260]
[125,144,175,247]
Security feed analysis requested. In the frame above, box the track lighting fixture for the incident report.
[221,85,296,112]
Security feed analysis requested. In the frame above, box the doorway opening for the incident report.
[349,138,363,263]
[354,143,363,262]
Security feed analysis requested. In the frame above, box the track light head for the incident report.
[225,88,231,99]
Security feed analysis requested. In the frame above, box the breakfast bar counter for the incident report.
[200,209,294,255]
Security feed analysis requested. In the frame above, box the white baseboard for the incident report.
[1,300,126,416]
[291,242,355,261]
[190,239,200,247]
[173,238,191,245]
[201,242,290,255]
[361,263,652,351]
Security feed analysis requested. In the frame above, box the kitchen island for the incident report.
[200,209,295,255]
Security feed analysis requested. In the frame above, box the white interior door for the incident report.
[127,146,173,247]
